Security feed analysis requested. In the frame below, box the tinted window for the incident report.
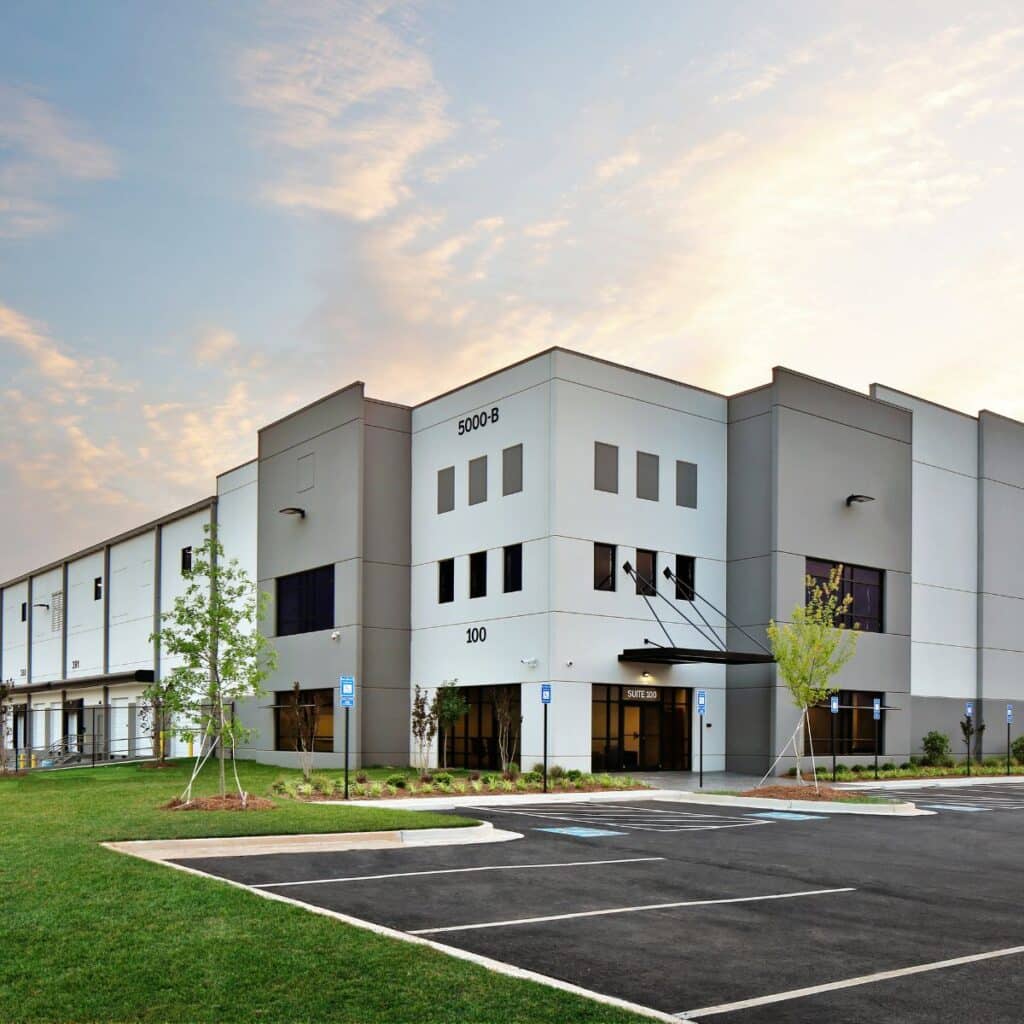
[438,558,455,604]
[502,444,523,496]
[276,564,335,636]
[594,543,616,591]
[635,549,657,596]
[594,442,619,493]
[274,688,334,752]
[93,577,103,601]
[675,555,695,601]
[503,544,523,593]
[468,456,488,505]
[805,690,885,756]
[469,550,487,598]
[180,546,193,573]
[636,452,659,501]
[676,461,698,508]
[21,601,27,622]
[437,466,455,514]
[806,559,884,633]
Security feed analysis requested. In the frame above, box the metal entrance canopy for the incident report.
[619,647,776,666]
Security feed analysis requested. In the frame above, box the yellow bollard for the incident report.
[188,740,194,757]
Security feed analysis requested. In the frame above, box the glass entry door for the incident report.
[621,703,662,770]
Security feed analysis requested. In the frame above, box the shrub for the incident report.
[834,764,848,773]
[419,772,434,784]
[507,762,520,778]
[566,768,583,781]
[310,774,336,795]
[1012,736,1024,764]
[481,773,502,786]
[469,771,481,781]
[921,731,953,767]
[785,766,798,777]
[355,770,369,784]
[530,763,546,775]
[881,763,896,772]
[369,781,384,797]
[385,773,407,788]
[432,771,453,784]
[418,782,434,794]
[520,771,542,784]
[899,762,912,770]
[548,764,566,779]
[851,764,864,773]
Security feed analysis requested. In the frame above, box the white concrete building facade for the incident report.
[3,348,1023,774]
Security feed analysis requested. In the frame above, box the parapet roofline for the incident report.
[869,383,980,423]
[0,495,215,592]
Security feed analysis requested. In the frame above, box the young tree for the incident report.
[492,686,522,772]
[287,681,321,782]
[137,688,174,765]
[410,684,438,774]
[960,716,985,765]
[0,682,12,774]
[147,526,277,805]
[765,565,860,788]
[434,681,469,770]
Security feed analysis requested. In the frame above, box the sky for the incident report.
[1,0,1023,580]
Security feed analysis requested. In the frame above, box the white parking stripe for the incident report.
[475,805,766,832]
[253,856,666,889]
[679,944,1024,1018]
[410,887,855,935]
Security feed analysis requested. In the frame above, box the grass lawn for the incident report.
[0,759,644,1024]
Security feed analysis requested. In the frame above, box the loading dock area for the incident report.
[168,798,1024,1022]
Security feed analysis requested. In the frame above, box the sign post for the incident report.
[830,694,839,782]
[541,684,552,793]
[872,698,881,780]
[340,676,356,799]
[965,701,974,777]
[1008,704,1014,776]
[696,689,707,789]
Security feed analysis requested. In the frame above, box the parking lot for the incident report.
[175,796,1024,1022]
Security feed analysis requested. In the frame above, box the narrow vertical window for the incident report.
[594,442,619,493]
[675,555,695,601]
[181,546,193,573]
[593,543,616,592]
[21,601,27,622]
[468,456,488,505]
[636,452,659,501]
[93,577,103,601]
[438,558,455,604]
[502,444,523,496]
[676,460,698,508]
[437,466,455,514]
[469,550,488,598]
[635,549,657,596]
[503,543,523,593]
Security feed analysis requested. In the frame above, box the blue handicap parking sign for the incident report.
[697,689,707,716]
[339,675,356,708]
[830,695,839,714]
[1008,704,1014,725]
[541,684,552,704]
[872,697,881,721]
[966,701,974,719]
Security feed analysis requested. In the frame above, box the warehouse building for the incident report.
[3,348,1023,774]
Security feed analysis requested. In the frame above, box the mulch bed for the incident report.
[164,794,275,811]
[292,782,650,801]
[739,785,854,802]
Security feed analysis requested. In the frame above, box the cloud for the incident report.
[0,84,116,238]
[595,148,640,181]
[237,1,455,221]
[193,327,240,366]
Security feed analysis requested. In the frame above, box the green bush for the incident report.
[1012,736,1024,764]
[355,770,369,784]
[834,764,848,773]
[881,763,897,772]
[851,764,865,773]
[310,774,337,795]
[548,764,566,779]
[385,773,407,788]
[530,763,545,775]
[520,771,542,784]
[921,731,953,767]
[481,773,502,786]
[565,768,583,781]
[432,771,453,784]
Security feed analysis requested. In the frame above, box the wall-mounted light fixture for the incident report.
[33,602,50,610]
[845,494,875,507]
[278,506,306,518]
[642,671,652,680]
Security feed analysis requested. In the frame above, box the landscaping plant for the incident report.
[766,564,860,789]
[921,730,952,767]
[0,680,12,774]
[146,527,277,805]
[410,684,438,774]
[433,681,469,770]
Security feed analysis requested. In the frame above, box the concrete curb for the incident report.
[320,787,928,816]
[839,775,1024,791]
[102,821,520,862]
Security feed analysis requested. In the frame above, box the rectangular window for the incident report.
[675,555,695,601]
[438,558,455,604]
[469,550,487,598]
[276,564,335,636]
[805,691,885,756]
[635,549,657,596]
[502,443,523,496]
[274,688,334,753]
[503,544,523,593]
[93,577,103,601]
[468,455,488,505]
[594,442,619,493]
[51,592,64,633]
[21,601,27,622]
[676,460,698,508]
[593,543,616,592]
[636,452,659,501]
[180,546,193,573]
[437,466,455,514]
[806,559,884,633]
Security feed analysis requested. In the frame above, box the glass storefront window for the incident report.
[591,685,690,771]
[805,690,884,756]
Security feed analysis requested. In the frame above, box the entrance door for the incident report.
[622,703,662,770]
[622,705,641,769]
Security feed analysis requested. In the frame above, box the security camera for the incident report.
[520,657,539,668]
[330,630,340,641]
[566,660,574,667]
